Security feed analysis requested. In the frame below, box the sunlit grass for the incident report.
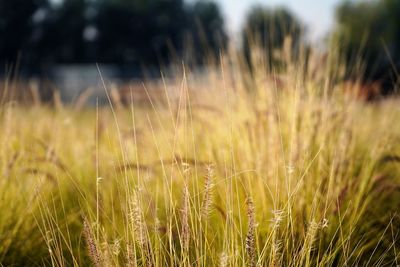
[0,44,400,266]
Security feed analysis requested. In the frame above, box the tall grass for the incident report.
[0,41,400,266]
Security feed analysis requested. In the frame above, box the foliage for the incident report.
[0,0,49,65]
[94,0,187,64]
[334,0,400,92]
[242,6,305,70]
[184,1,228,64]
[0,0,227,68]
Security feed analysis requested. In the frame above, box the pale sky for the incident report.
[215,0,344,42]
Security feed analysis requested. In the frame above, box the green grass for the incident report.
[0,47,400,266]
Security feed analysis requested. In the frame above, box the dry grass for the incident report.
[0,43,400,266]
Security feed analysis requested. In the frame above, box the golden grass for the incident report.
[0,45,400,266]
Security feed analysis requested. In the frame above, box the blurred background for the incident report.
[0,0,399,103]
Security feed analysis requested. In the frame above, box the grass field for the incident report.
[1,49,400,266]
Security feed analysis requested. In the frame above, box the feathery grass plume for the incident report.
[201,165,214,220]
[219,252,229,267]
[125,243,137,267]
[299,220,320,266]
[270,209,284,266]
[129,193,152,266]
[111,239,121,258]
[83,217,103,267]
[101,240,114,267]
[181,185,190,255]
[245,196,256,267]
[130,193,146,248]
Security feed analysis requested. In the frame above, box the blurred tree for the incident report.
[95,0,187,64]
[37,0,89,63]
[335,0,400,93]
[185,0,228,64]
[0,0,227,69]
[0,0,49,67]
[242,6,304,70]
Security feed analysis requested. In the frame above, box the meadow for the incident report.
[1,46,400,266]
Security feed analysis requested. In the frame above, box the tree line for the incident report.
[0,0,227,68]
[334,0,400,93]
[0,0,399,91]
